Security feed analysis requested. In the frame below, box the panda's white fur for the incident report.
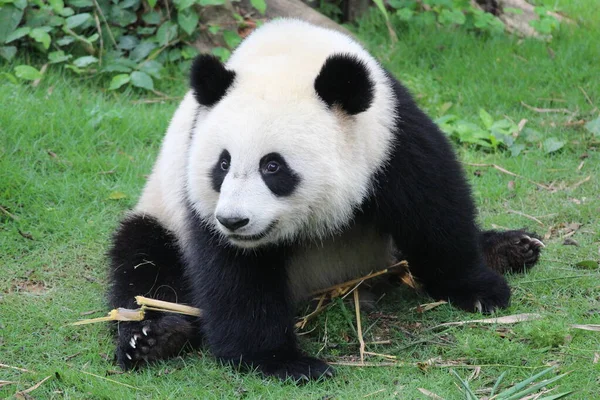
[136,19,397,298]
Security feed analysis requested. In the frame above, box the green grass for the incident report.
[1,3,599,398]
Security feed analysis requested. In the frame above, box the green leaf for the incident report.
[180,45,198,59]
[543,137,566,154]
[211,46,230,62]
[396,8,414,21]
[479,108,494,129]
[371,0,389,21]
[199,0,225,5]
[223,30,241,49]
[120,0,140,9]
[509,143,525,157]
[130,71,154,90]
[48,50,72,63]
[138,60,162,78]
[142,11,161,25]
[147,0,157,7]
[12,0,27,9]
[110,5,137,27]
[156,21,178,46]
[72,55,98,67]
[29,27,52,49]
[0,5,24,44]
[65,13,91,29]
[0,71,19,84]
[48,0,65,14]
[56,36,76,46]
[575,260,599,270]
[177,10,199,35]
[0,45,17,61]
[584,116,600,137]
[250,0,266,14]
[108,191,127,200]
[438,8,466,25]
[108,74,131,90]
[174,0,197,9]
[58,7,74,17]
[14,65,43,80]
[5,26,30,43]
[130,41,157,62]
[208,24,220,35]
[118,35,139,50]
[66,0,93,6]
[522,128,542,143]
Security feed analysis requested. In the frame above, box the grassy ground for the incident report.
[1,2,599,398]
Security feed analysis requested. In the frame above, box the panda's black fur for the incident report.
[107,19,544,381]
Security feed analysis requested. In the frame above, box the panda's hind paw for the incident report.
[249,355,334,383]
[482,229,545,274]
[115,315,195,370]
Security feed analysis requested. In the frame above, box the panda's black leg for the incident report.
[108,214,199,370]
[480,229,545,274]
[184,221,333,382]
[371,96,511,313]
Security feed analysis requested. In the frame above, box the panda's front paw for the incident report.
[251,355,334,383]
[482,230,545,274]
[431,268,511,314]
[115,315,195,370]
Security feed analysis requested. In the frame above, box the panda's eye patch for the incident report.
[259,152,300,197]
[211,149,230,192]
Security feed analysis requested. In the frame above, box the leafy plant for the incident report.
[530,6,560,36]
[0,0,266,91]
[384,0,505,35]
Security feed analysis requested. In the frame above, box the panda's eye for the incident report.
[264,161,280,174]
[220,159,230,171]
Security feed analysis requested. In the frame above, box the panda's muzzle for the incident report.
[216,215,249,231]
[227,221,277,242]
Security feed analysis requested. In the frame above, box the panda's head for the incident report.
[185,21,395,249]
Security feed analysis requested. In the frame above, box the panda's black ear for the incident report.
[314,54,374,115]
[190,55,236,107]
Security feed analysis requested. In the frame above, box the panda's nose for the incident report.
[216,215,250,231]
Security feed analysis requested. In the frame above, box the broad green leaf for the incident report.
[58,7,74,17]
[543,137,566,154]
[147,0,157,7]
[479,108,494,129]
[108,74,131,90]
[584,116,600,137]
[0,46,17,61]
[130,41,157,62]
[66,0,93,7]
[142,11,161,25]
[250,0,266,14]
[87,32,99,42]
[48,0,65,13]
[174,0,197,9]
[199,0,225,5]
[223,30,241,49]
[12,0,27,9]
[0,71,19,84]
[29,28,51,49]
[208,24,220,35]
[575,260,599,270]
[5,26,30,43]
[130,71,154,90]
[73,55,98,67]
[0,5,24,44]
[65,13,91,29]
[120,0,140,8]
[180,45,197,59]
[396,8,414,21]
[48,50,71,63]
[178,10,199,35]
[168,48,181,62]
[110,6,137,27]
[211,46,230,62]
[156,21,178,46]
[118,35,139,50]
[56,36,75,46]
[439,8,466,25]
[15,65,43,80]
[139,59,162,78]
[509,143,525,157]
[522,128,542,143]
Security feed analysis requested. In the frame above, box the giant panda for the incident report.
[108,18,544,381]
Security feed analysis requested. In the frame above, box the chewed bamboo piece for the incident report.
[70,296,201,326]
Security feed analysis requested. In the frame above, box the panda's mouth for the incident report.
[228,221,277,242]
